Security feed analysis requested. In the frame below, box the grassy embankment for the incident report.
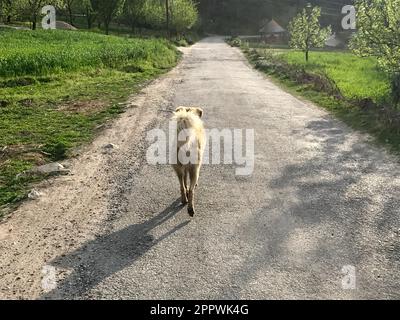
[234,40,399,154]
[0,29,179,215]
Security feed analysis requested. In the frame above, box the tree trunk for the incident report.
[32,15,37,30]
[165,0,170,37]
[86,7,92,29]
[305,50,309,62]
[105,20,110,35]
[68,7,74,25]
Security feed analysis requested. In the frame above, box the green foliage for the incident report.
[349,0,400,105]
[288,5,331,61]
[2,0,199,35]
[121,0,147,29]
[279,50,391,104]
[171,0,198,33]
[228,36,242,47]
[350,0,400,74]
[0,0,23,23]
[123,0,198,33]
[392,73,400,105]
[90,0,125,34]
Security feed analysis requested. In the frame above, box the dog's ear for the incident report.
[194,107,203,118]
[175,106,185,113]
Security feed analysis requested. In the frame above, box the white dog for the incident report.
[172,107,206,216]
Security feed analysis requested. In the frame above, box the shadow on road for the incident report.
[41,199,189,299]
[214,118,400,299]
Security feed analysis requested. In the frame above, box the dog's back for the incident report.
[173,108,205,164]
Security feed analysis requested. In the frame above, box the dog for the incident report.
[172,106,206,216]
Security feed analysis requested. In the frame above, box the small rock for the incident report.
[102,143,119,154]
[103,143,118,150]
[28,189,42,200]
[24,163,70,177]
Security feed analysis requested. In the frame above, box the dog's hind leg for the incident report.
[183,168,190,196]
[174,166,188,205]
[188,165,200,217]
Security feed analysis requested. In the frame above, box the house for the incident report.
[259,19,287,43]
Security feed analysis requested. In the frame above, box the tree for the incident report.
[62,0,75,25]
[24,0,47,30]
[349,0,400,104]
[288,4,331,62]
[121,0,197,33]
[92,0,125,34]
[122,0,147,32]
[0,0,17,23]
[0,0,24,25]
[170,0,197,35]
[82,0,96,29]
[163,0,198,35]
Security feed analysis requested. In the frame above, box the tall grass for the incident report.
[0,29,177,77]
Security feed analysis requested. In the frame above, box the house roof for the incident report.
[259,19,286,34]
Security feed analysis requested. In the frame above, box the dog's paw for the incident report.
[188,207,195,217]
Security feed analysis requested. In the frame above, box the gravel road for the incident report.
[1,37,399,300]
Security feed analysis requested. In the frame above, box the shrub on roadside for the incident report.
[228,36,242,47]
[391,73,400,106]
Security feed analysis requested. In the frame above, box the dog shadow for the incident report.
[41,199,189,299]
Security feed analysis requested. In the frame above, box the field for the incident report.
[0,29,177,77]
[0,29,179,213]
[277,50,391,104]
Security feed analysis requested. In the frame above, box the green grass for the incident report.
[0,29,176,77]
[277,50,391,104]
[0,29,179,215]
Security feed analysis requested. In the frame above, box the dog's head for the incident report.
[175,106,204,119]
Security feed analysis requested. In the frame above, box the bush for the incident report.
[173,37,189,47]
[350,0,400,105]
[391,73,400,106]
[228,36,242,47]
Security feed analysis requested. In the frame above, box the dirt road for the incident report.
[1,37,399,300]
